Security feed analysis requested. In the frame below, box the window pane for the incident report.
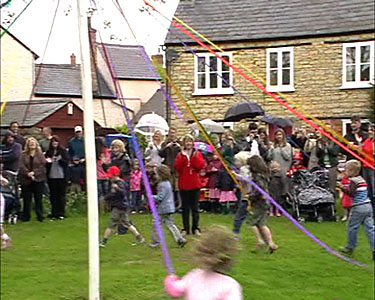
[209,56,217,71]
[282,69,290,85]
[346,65,355,82]
[210,74,218,88]
[198,57,205,72]
[198,74,205,89]
[346,47,356,64]
[222,56,230,71]
[270,53,277,68]
[222,72,230,88]
[282,52,290,68]
[360,64,370,81]
[361,46,370,63]
[270,70,278,85]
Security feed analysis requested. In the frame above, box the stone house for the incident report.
[164,0,375,135]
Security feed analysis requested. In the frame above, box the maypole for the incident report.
[76,0,100,299]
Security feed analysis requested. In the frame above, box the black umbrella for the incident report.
[260,114,293,128]
[224,101,265,122]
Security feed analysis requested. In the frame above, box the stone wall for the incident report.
[166,33,374,134]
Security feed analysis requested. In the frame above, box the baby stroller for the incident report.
[0,170,20,224]
[287,167,337,223]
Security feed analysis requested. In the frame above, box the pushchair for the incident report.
[287,167,338,223]
[0,170,20,224]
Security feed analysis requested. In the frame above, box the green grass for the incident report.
[1,213,374,300]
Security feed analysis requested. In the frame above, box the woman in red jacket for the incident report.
[174,134,205,236]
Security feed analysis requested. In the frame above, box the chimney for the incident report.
[151,54,164,67]
[88,16,98,95]
[70,53,76,66]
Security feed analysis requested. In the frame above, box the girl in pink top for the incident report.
[130,159,143,213]
[164,225,242,300]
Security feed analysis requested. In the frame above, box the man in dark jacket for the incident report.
[9,121,25,148]
[0,131,22,172]
[68,126,85,161]
[242,123,266,157]
[342,116,368,161]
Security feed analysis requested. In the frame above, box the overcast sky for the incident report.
[1,0,179,63]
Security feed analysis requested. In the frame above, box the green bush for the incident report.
[65,191,88,215]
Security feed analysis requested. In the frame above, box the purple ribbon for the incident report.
[100,42,174,274]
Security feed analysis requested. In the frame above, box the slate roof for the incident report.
[98,44,161,80]
[0,99,69,127]
[133,89,166,123]
[34,64,116,98]
[165,0,375,44]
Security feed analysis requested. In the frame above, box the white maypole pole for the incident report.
[76,0,100,299]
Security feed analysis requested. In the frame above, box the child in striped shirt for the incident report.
[338,160,374,259]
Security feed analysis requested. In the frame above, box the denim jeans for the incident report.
[346,203,374,251]
[131,191,142,211]
[233,200,248,234]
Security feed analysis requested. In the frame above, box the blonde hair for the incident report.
[182,134,194,146]
[24,137,42,155]
[273,128,287,147]
[110,139,125,153]
[346,160,361,177]
[234,151,251,167]
[193,225,239,273]
[269,161,281,172]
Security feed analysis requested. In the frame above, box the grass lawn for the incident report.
[1,212,374,300]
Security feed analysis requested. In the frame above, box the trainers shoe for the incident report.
[193,229,201,237]
[339,246,353,255]
[149,242,160,248]
[136,235,145,244]
[177,238,187,248]
[341,216,347,222]
[181,230,188,237]
[99,240,107,248]
[268,242,278,253]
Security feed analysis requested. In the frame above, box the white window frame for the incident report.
[266,47,295,92]
[342,119,370,136]
[341,41,375,89]
[193,53,234,96]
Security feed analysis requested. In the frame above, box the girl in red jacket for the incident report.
[174,134,205,236]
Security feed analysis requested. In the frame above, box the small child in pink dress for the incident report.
[340,175,352,221]
[164,225,242,300]
[130,159,143,213]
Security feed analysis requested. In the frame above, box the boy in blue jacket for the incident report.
[150,165,187,248]
[100,165,144,247]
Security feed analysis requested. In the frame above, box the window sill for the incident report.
[266,86,295,93]
[192,88,235,96]
[340,82,373,90]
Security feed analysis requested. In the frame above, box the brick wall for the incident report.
[167,33,374,134]
[0,32,35,101]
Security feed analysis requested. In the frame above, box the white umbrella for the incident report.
[191,119,225,134]
[134,112,169,136]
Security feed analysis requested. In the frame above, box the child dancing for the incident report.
[150,165,187,248]
[338,160,374,258]
[100,165,144,247]
[247,155,278,252]
[164,225,242,300]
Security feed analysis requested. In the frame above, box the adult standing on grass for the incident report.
[174,134,205,236]
[9,121,25,148]
[38,127,53,153]
[18,138,46,222]
[145,130,164,167]
[45,136,69,220]
[0,131,22,173]
[342,116,368,161]
[68,126,85,162]
[267,128,293,175]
